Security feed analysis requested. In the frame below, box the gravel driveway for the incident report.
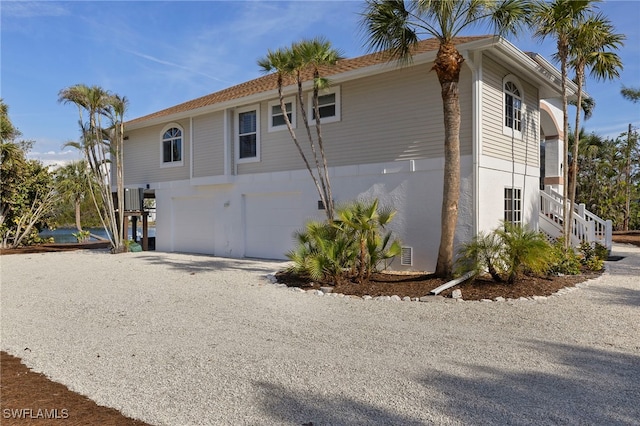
[2,244,639,425]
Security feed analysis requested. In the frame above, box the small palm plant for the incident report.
[286,198,401,283]
[286,220,356,283]
[336,199,401,282]
[495,223,553,284]
[457,222,553,284]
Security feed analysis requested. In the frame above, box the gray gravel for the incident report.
[1,244,639,425]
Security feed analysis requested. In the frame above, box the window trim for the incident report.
[235,104,260,164]
[504,187,522,226]
[159,123,184,168]
[307,86,341,125]
[502,75,524,139]
[268,97,296,132]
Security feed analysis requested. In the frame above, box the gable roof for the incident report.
[126,35,493,127]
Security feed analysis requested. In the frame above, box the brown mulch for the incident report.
[0,241,110,255]
[0,351,150,425]
[275,269,603,301]
[1,232,637,424]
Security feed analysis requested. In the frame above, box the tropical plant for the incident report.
[336,199,402,282]
[548,237,581,275]
[566,12,624,240]
[578,240,605,271]
[286,220,356,282]
[621,85,640,103]
[455,230,506,281]
[361,0,531,278]
[532,0,598,247]
[54,160,91,232]
[1,101,59,248]
[457,222,553,284]
[258,38,343,221]
[58,84,128,253]
[286,198,401,283]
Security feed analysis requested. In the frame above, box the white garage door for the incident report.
[244,192,304,259]
[171,196,215,254]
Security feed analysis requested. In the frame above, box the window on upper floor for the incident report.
[268,97,295,132]
[161,126,183,167]
[236,105,260,163]
[308,86,341,125]
[504,78,523,136]
[504,187,522,226]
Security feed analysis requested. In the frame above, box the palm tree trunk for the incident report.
[75,200,82,231]
[568,66,585,241]
[434,43,463,278]
[558,41,571,249]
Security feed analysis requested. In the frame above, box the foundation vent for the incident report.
[400,246,413,266]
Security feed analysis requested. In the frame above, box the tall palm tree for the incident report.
[533,0,595,247]
[59,84,127,253]
[361,0,531,278]
[258,38,343,221]
[567,13,624,237]
[55,160,91,232]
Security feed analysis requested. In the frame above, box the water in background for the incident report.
[39,227,156,243]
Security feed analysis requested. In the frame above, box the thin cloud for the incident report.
[2,2,69,18]
[124,49,231,84]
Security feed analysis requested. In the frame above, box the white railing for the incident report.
[539,187,612,249]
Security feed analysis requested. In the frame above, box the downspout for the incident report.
[464,50,482,239]
[224,108,231,176]
[189,117,194,180]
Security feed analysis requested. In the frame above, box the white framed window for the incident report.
[235,105,260,163]
[268,97,296,132]
[160,124,184,168]
[308,86,341,125]
[503,75,523,138]
[504,187,522,225]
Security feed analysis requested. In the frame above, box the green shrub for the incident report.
[579,241,605,271]
[594,242,609,261]
[286,198,401,283]
[456,222,553,284]
[549,238,582,275]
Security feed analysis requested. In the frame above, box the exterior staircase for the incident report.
[539,187,612,250]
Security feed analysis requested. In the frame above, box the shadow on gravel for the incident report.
[589,286,640,307]
[417,341,640,425]
[254,381,424,425]
[135,253,286,275]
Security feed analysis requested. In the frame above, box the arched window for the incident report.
[504,80,522,132]
[162,126,182,164]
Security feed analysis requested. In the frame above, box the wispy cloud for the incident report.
[2,1,69,18]
[124,49,231,84]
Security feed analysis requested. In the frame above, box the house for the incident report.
[122,35,611,271]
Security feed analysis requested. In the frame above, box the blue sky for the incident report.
[2,0,639,167]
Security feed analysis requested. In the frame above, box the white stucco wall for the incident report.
[149,156,474,272]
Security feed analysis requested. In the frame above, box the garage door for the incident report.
[243,192,304,259]
[171,196,215,254]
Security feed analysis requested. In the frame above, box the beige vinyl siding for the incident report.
[238,64,473,175]
[192,112,224,178]
[481,54,540,167]
[123,119,190,185]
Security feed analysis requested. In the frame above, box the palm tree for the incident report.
[621,86,640,103]
[55,160,91,232]
[361,0,531,278]
[533,0,596,247]
[58,84,127,253]
[258,38,343,221]
[566,13,624,237]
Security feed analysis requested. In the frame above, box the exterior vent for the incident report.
[400,246,413,266]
